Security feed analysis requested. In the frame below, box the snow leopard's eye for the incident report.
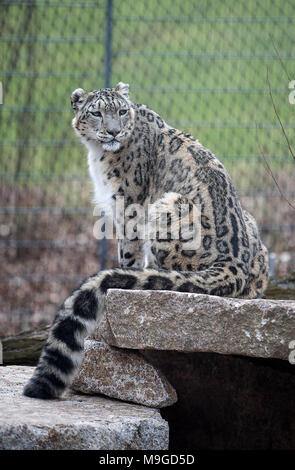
[91,111,102,117]
[119,109,128,116]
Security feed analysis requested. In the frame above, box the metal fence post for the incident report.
[105,0,113,89]
[99,0,113,270]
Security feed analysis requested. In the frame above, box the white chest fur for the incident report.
[87,143,115,216]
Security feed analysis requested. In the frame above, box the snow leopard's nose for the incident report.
[108,128,120,137]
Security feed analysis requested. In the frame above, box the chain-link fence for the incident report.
[1,0,294,335]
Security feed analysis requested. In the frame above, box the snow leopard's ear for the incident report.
[71,88,87,111]
[115,82,130,100]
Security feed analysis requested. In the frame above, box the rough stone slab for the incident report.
[72,339,177,408]
[0,366,169,450]
[93,289,295,360]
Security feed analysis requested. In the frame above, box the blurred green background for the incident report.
[1,0,294,180]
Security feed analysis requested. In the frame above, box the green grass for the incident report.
[0,0,294,189]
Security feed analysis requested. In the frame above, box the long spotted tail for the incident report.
[23,265,245,399]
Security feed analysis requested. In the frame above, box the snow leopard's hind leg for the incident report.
[238,210,269,299]
[143,192,203,272]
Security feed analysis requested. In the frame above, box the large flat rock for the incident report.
[72,339,177,408]
[0,366,169,450]
[93,289,295,360]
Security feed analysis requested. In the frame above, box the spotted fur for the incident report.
[23,82,268,399]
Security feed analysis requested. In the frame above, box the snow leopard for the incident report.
[23,82,268,399]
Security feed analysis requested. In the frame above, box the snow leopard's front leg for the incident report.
[118,239,145,269]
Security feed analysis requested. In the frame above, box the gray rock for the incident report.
[0,366,169,450]
[93,289,295,360]
[72,339,177,408]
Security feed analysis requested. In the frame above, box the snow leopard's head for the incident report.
[71,82,135,152]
